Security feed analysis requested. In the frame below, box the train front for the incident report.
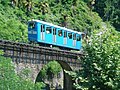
[28,21,38,42]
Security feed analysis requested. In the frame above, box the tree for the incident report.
[94,0,120,31]
[67,22,120,90]
[0,54,45,90]
[40,61,62,79]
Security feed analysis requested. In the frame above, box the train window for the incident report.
[73,34,76,40]
[77,35,81,41]
[58,30,63,36]
[29,22,35,29]
[53,28,56,35]
[46,27,52,34]
[41,25,45,32]
[68,33,72,39]
[64,31,67,37]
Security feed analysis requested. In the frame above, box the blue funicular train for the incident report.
[28,20,83,51]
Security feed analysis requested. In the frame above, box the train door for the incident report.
[76,34,81,50]
[41,25,45,41]
[64,31,67,45]
[68,32,73,48]
[73,33,76,47]
[57,30,63,45]
[53,28,56,43]
[45,26,52,43]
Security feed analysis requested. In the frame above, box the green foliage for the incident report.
[35,82,46,90]
[47,61,62,75]
[0,0,104,42]
[0,50,4,55]
[19,68,32,80]
[40,61,62,78]
[0,56,17,90]
[0,56,45,90]
[0,4,27,42]
[67,23,120,90]
[94,0,120,31]
[1,0,119,90]
[40,65,48,79]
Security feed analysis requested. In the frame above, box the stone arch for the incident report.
[35,60,74,90]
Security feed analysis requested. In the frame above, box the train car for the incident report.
[28,20,83,50]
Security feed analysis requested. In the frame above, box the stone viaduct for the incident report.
[0,40,83,90]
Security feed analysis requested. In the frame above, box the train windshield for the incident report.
[28,22,35,29]
[77,35,81,41]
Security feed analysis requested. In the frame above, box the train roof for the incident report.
[29,19,83,35]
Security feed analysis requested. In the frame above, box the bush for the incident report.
[0,55,45,90]
[67,23,120,90]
